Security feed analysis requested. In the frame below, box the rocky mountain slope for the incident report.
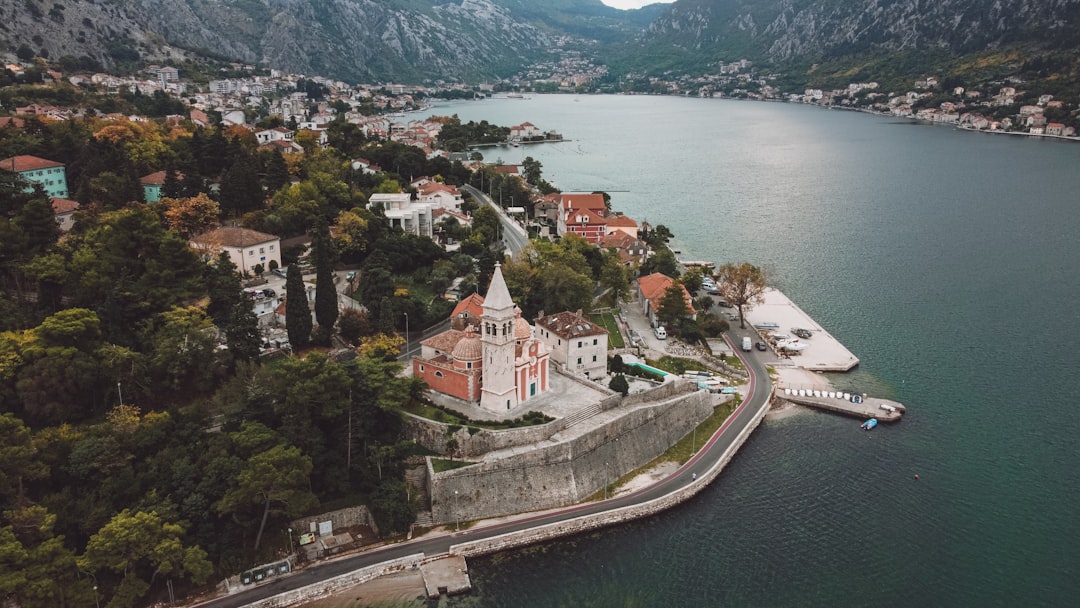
[637,0,1080,66]
[1,0,1078,84]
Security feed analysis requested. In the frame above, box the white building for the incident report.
[534,310,609,380]
[369,193,436,238]
[190,227,281,276]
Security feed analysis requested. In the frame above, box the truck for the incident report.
[741,337,753,352]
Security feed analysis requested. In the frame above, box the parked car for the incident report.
[654,325,668,340]
[755,341,767,351]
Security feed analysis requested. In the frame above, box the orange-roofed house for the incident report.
[557,193,609,243]
[140,170,183,203]
[1,155,69,198]
[637,273,695,329]
[51,198,80,232]
[604,213,639,238]
[190,227,281,275]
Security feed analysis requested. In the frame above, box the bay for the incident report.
[411,95,1080,607]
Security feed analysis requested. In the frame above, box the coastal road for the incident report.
[461,184,529,258]
[195,335,772,608]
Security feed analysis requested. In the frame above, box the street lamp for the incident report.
[454,490,460,531]
[287,528,294,555]
[80,570,100,608]
[403,312,409,356]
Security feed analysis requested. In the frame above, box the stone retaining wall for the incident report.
[449,390,771,558]
[428,387,714,523]
[235,554,426,608]
[290,505,378,537]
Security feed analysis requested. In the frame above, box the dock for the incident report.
[777,388,906,422]
[420,554,472,599]
[742,288,860,372]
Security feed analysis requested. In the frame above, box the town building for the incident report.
[51,198,79,232]
[637,272,696,328]
[1,155,69,198]
[190,227,281,275]
[534,310,608,379]
[369,193,436,238]
[413,264,550,412]
[140,170,182,203]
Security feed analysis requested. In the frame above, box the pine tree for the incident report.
[161,167,183,199]
[285,266,312,349]
[263,150,290,194]
[218,154,264,217]
[312,217,339,333]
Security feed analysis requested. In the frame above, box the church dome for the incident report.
[452,326,482,361]
[514,307,532,340]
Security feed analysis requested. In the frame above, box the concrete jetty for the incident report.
[420,554,472,599]
[778,388,906,422]
[742,288,860,372]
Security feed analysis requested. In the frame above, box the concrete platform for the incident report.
[420,555,471,599]
[778,388,905,422]
[742,288,860,372]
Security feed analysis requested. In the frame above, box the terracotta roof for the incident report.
[451,327,483,361]
[420,328,467,353]
[638,273,695,315]
[197,227,279,248]
[1,155,63,172]
[140,170,184,185]
[451,293,485,320]
[561,193,606,212]
[599,231,639,250]
[0,117,26,128]
[51,198,79,214]
[535,311,608,340]
[606,214,637,228]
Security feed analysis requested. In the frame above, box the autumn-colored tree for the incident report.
[715,262,768,329]
[160,193,221,238]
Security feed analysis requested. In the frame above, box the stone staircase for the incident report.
[560,402,602,429]
[405,465,431,513]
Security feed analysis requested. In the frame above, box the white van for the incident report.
[654,326,667,340]
[741,337,753,352]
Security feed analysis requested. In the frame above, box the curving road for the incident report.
[196,325,772,607]
[461,184,530,257]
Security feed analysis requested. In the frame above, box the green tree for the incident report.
[0,507,85,608]
[715,262,768,329]
[218,153,263,216]
[285,265,312,349]
[657,284,691,334]
[216,443,317,553]
[368,479,417,537]
[311,217,339,337]
[143,307,216,394]
[0,413,49,507]
[262,150,290,194]
[609,374,630,396]
[641,246,679,278]
[79,510,212,608]
[598,250,631,307]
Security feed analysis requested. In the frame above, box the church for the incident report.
[412,264,550,413]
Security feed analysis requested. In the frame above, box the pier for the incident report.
[777,388,906,422]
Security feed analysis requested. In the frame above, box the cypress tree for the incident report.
[285,266,312,349]
[312,217,339,332]
[263,150,290,194]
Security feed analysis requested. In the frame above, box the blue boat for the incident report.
[861,418,878,430]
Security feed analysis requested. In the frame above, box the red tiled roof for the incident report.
[51,198,79,214]
[1,155,63,172]
[561,193,606,212]
[0,117,26,128]
[638,272,695,314]
[196,227,279,248]
[535,311,608,340]
[451,293,485,320]
[140,170,184,185]
[606,214,637,228]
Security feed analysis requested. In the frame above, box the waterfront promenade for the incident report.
[190,335,773,608]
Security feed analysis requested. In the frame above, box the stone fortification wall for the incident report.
[449,390,770,559]
[290,505,377,537]
[428,388,713,524]
[403,377,697,458]
[403,412,570,458]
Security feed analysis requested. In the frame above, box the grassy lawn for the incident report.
[432,458,475,473]
[646,355,711,374]
[591,312,625,348]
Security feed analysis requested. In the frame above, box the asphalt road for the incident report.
[461,184,530,257]
[195,333,772,608]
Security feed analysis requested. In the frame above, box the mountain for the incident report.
[1,0,1078,87]
[625,0,1080,72]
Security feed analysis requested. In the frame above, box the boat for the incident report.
[861,418,878,430]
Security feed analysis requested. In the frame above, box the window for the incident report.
[577,341,582,348]
[419,365,425,372]
[577,357,582,365]
[259,247,265,254]
[593,339,598,345]
[592,355,597,362]
[248,250,255,256]
[269,245,275,251]
[434,371,444,378]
